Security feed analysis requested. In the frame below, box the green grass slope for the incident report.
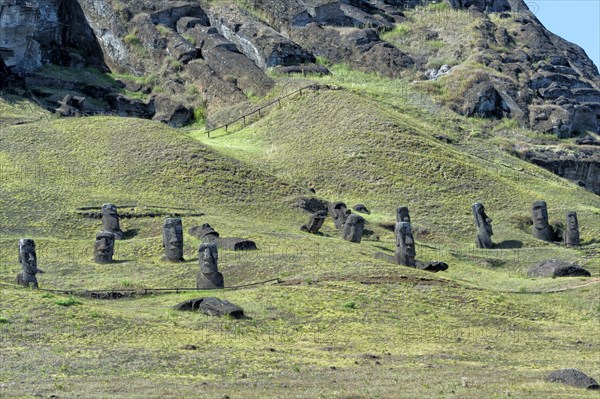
[1,66,599,399]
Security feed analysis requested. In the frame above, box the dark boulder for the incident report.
[217,238,257,251]
[353,204,370,214]
[528,260,591,278]
[0,55,10,87]
[547,369,599,390]
[152,95,193,127]
[173,297,245,319]
[575,136,600,146]
[273,64,330,76]
[291,196,329,213]
[189,223,220,242]
[416,261,449,273]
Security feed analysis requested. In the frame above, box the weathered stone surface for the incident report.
[163,217,184,262]
[55,94,86,117]
[0,55,11,86]
[105,93,155,119]
[341,214,365,243]
[531,201,554,242]
[353,204,370,214]
[101,204,123,240]
[174,297,244,318]
[152,95,193,127]
[94,231,115,264]
[291,196,329,213]
[197,242,224,289]
[527,260,591,278]
[395,221,416,267]
[575,136,600,146]
[395,206,410,223]
[301,210,327,234]
[564,211,580,247]
[273,64,330,76]
[189,223,220,242]
[472,202,493,249]
[330,202,350,230]
[547,369,599,390]
[217,238,257,251]
[16,238,38,289]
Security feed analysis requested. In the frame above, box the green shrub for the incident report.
[55,296,82,307]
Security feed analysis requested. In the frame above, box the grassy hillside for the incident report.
[1,64,599,399]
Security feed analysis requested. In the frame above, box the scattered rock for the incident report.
[416,261,449,273]
[575,136,600,146]
[152,95,193,127]
[547,369,599,389]
[174,297,245,319]
[55,94,85,116]
[181,344,198,350]
[274,64,330,76]
[528,260,591,278]
[291,196,329,213]
[217,238,257,251]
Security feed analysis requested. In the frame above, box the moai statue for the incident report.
[531,201,554,242]
[301,210,327,234]
[101,203,123,240]
[396,206,411,223]
[163,218,184,262]
[395,221,416,267]
[16,239,39,289]
[472,202,493,249]
[564,211,580,248]
[330,202,350,229]
[94,231,115,263]
[341,214,365,243]
[196,242,224,289]
[199,223,219,242]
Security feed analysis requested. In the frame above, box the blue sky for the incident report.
[532,0,600,70]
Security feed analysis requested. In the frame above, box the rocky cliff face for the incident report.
[0,0,598,134]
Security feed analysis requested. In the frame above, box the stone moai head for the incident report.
[395,221,416,267]
[197,242,224,289]
[531,201,554,242]
[162,218,184,262]
[199,223,219,242]
[330,202,351,229]
[17,238,38,289]
[341,214,365,243]
[101,203,123,239]
[564,211,580,247]
[472,202,493,249]
[302,210,327,234]
[396,206,411,223]
[94,231,115,264]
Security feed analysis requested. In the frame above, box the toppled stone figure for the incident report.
[472,202,493,249]
[564,211,580,247]
[528,259,591,278]
[102,203,123,240]
[189,223,220,242]
[16,239,38,289]
[341,214,365,243]
[531,201,554,242]
[196,242,224,289]
[173,297,244,319]
[330,202,350,229]
[163,218,184,262]
[217,238,257,251]
[396,206,410,223]
[94,231,115,264]
[55,94,85,116]
[395,221,416,267]
[301,210,327,234]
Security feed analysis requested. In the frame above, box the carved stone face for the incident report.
[396,222,416,256]
[163,218,184,262]
[472,202,493,236]
[94,232,115,263]
[532,201,549,229]
[18,239,37,274]
[396,206,410,223]
[101,203,121,236]
[199,242,218,273]
[566,212,578,230]
[330,202,350,229]
[341,213,364,243]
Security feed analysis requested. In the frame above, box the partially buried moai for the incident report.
[472,202,493,249]
[564,211,580,248]
[101,203,123,240]
[163,218,184,262]
[94,232,115,263]
[395,221,416,267]
[531,201,554,242]
[16,239,39,289]
[341,214,365,243]
[396,206,410,223]
[196,242,224,289]
[301,210,327,234]
[330,202,350,229]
